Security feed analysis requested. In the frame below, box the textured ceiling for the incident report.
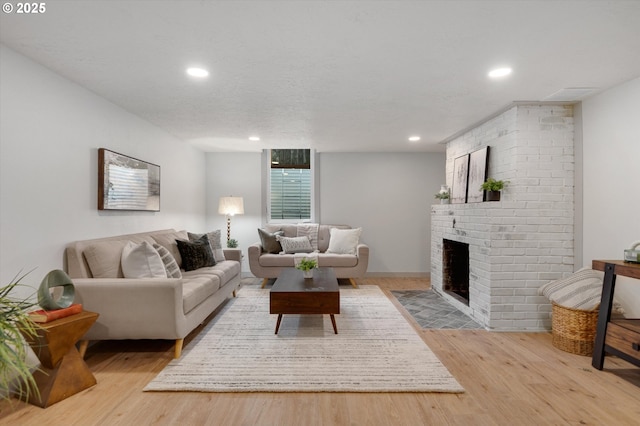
[1,1,639,153]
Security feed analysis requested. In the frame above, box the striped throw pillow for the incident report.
[153,243,182,279]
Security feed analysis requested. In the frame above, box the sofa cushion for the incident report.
[258,228,284,253]
[182,275,220,314]
[327,227,362,255]
[188,230,225,263]
[176,235,216,271]
[182,260,241,288]
[277,235,314,254]
[152,230,188,267]
[317,253,358,268]
[259,253,296,267]
[121,241,167,279]
[84,239,129,278]
[153,243,182,279]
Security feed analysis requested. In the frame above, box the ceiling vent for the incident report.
[543,87,598,102]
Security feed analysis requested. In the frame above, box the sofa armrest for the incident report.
[223,248,242,262]
[72,278,185,340]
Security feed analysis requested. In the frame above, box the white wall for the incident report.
[320,152,446,275]
[0,45,207,299]
[205,151,446,276]
[582,76,640,316]
[205,152,263,273]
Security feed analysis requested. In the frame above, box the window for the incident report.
[267,149,315,222]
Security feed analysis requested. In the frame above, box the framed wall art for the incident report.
[98,148,160,211]
[451,154,470,204]
[467,146,490,203]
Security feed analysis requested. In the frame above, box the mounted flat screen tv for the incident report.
[98,148,160,211]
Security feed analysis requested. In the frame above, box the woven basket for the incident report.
[551,303,599,356]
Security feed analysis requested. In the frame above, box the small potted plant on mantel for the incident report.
[295,258,318,279]
[434,185,450,204]
[480,178,508,201]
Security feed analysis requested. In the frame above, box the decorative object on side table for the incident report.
[0,271,39,402]
[623,241,640,264]
[480,178,508,201]
[295,258,318,279]
[227,238,238,248]
[38,269,75,310]
[434,185,450,204]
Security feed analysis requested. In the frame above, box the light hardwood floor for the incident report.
[1,277,638,425]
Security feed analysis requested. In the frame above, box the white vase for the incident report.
[303,270,313,279]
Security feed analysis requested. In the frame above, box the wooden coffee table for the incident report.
[270,267,340,334]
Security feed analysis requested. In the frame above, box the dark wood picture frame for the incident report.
[98,148,160,211]
[451,154,470,204]
[467,146,490,203]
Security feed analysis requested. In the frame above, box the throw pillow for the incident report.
[297,223,319,251]
[277,235,313,254]
[326,227,362,255]
[176,234,216,271]
[258,228,284,253]
[151,230,188,268]
[538,268,604,311]
[153,243,182,279]
[188,230,225,263]
[121,241,167,279]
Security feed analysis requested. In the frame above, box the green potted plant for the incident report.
[1,272,39,402]
[434,191,450,204]
[480,178,508,201]
[227,239,238,248]
[295,258,318,279]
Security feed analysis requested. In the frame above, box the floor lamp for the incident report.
[218,196,244,246]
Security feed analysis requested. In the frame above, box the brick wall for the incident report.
[431,104,574,331]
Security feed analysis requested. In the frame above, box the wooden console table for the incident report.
[22,310,99,407]
[591,260,640,370]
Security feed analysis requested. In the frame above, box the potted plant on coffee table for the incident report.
[480,178,508,201]
[295,258,318,279]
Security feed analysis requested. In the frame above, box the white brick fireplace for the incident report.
[431,104,575,331]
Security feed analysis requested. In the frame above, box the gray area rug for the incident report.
[144,285,463,393]
[392,289,483,329]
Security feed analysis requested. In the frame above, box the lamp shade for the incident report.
[218,196,244,216]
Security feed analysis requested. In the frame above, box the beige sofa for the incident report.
[65,229,241,358]
[248,224,369,288]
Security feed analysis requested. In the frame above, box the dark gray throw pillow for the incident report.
[176,234,216,271]
[258,228,283,254]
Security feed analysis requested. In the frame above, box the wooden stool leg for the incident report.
[78,340,90,358]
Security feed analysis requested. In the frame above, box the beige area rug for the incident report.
[144,285,464,393]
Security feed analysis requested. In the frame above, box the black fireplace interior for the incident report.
[443,239,470,305]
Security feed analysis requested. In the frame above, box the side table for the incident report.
[591,260,640,370]
[21,310,99,407]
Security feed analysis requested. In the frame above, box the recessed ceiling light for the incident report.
[248,136,260,141]
[186,67,209,78]
[488,67,512,78]
[408,136,421,142]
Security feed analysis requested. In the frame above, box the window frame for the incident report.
[265,149,317,224]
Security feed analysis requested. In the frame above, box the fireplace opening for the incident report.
[443,239,470,305]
